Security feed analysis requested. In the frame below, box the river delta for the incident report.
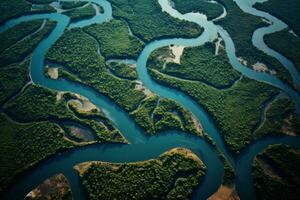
[0,0,300,200]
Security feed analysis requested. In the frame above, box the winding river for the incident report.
[1,0,300,200]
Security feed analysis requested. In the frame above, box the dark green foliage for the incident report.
[4,84,74,121]
[149,68,278,153]
[0,59,30,105]
[0,113,74,192]
[78,149,206,200]
[216,0,293,87]
[130,96,158,133]
[172,0,223,20]
[130,96,202,136]
[264,29,300,73]
[58,68,82,83]
[0,20,43,53]
[0,0,31,24]
[60,1,87,10]
[149,42,240,87]
[255,96,300,137]
[107,62,138,80]
[0,21,56,66]
[63,4,96,22]
[253,145,300,200]
[109,0,203,42]
[254,0,300,36]
[84,19,144,59]
[27,0,54,4]
[4,84,125,143]
[154,98,201,135]
[46,29,145,111]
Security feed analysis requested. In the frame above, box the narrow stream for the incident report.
[1,0,300,200]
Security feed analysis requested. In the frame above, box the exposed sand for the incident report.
[289,30,299,38]
[169,45,185,64]
[252,62,277,75]
[25,174,71,199]
[215,37,224,56]
[46,66,59,80]
[129,63,137,69]
[238,57,248,66]
[191,115,203,135]
[282,113,298,136]
[56,92,64,102]
[262,18,272,25]
[68,94,100,114]
[257,158,283,181]
[162,148,204,166]
[134,80,153,97]
[208,185,240,200]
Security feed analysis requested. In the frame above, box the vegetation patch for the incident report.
[0,113,74,193]
[47,29,146,112]
[255,96,300,138]
[148,42,241,88]
[0,20,43,54]
[215,0,294,88]
[0,59,30,105]
[130,95,203,136]
[84,19,144,59]
[75,148,206,200]
[107,62,138,80]
[4,84,126,143]
[253,144,300,200]
[172,0,224,20]
[264,29,300,74]
[148,57,278,153]
[109,0,203,42]
[27,0,55,4]
[0,20,56,66]
[0,0,31,24]
[63,4,96,22]
[60,1,87,10]
[254,0,300,36]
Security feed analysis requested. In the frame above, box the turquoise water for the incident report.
[1,0,300,200]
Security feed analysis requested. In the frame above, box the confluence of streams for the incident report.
[0,0,300,200]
